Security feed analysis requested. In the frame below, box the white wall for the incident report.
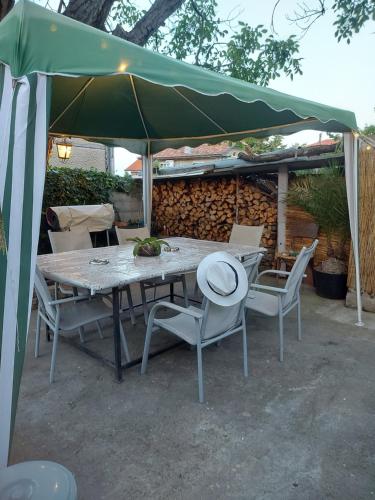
[49,138,113,172]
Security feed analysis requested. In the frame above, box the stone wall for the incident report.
[110,183,143,224]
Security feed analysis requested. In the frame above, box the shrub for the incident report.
[43,166,134,210]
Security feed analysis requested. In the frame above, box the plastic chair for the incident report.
[141,255,259,403]
[0,460,77,500]
[229,223,264,247]
[245,240,318,361]
[48,228,136,325]
[34,266,131,382]
[116,226,189,324]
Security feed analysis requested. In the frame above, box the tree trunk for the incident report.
[0,0,14,21]
[63,0,115,30]
[112,0,185,45]
[1,0,186,47]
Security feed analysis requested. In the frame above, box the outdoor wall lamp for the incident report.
[56,137,72,161]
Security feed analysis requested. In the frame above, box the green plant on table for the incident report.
[128,237,169,257]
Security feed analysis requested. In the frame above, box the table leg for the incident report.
[112,286,122,382]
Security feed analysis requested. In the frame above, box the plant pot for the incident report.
[313,268,347,300]
[137,244,161,257]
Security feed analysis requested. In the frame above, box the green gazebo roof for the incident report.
[0,0,357,154]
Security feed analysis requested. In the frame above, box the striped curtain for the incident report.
[0,64,50,466]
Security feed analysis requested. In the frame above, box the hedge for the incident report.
[43,166,134,209]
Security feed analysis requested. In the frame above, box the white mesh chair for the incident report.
[115,226,150,242]
[242,252,264,285]
[116,226,189,324]
[141,251,258,403]
[48,228,136,325]
[245,240,318,361]
[229,223,264,247]
[34,267,131,383]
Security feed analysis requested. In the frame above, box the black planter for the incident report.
[313,268,347,300]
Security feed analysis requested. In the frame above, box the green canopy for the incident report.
[0,0,357,155]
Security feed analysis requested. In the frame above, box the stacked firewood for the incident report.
[152,176,277,264]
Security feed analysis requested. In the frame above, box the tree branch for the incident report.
[112,0,186,45]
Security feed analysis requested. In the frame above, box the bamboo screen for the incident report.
[286,206,350,267]
[347,147,375,294]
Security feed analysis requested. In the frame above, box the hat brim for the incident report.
[197,251,248,306]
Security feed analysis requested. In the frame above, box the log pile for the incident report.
[153,176,277,265]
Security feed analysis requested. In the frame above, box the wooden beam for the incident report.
[277,165,288,253]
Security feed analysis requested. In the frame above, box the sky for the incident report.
[35,0,374,174]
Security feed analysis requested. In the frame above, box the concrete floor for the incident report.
[10,281,375,500]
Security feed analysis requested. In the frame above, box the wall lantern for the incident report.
[56,137,72,161]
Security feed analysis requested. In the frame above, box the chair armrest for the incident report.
[257,269,291,279]
[48,294,91,306]
[151,301,204,319]
[250,283,289,294]
[257,270,307,281]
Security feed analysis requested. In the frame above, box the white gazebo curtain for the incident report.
[0,63,50,466]
[344,132,363,326]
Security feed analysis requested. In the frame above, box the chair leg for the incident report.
[242,322,248,378]
[125,285,136,326]
[181,276,189,308]
[119,321,131,363]
[193,280,199,299]
[141,317,154,374]
[35,308,41,358]
[50,328,59,383]
[279,310,284,362]
[96,320,104,339]
[78,326,85,343]
[197,343,204,403]
[140,283,149,326]
[170,282,174,303]
[297,299,302,341]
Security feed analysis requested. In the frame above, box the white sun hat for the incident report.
[197,251,248,307]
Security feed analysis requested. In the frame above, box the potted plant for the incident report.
[286,167,350,299]
[128,236,169,257]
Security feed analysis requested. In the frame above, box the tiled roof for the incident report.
[125,158,142,172]
[154,142,235,159]
[308,138,338,147]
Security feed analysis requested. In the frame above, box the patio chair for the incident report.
[34,266,131,383]
[141,251,256,403]
[116,226,189,324]
[48,228,136,325]
[242,252,264,285]
[245,239,318,362]
[229,223,264,247]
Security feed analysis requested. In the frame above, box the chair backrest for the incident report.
[229,224,264,247]
[200,299,243,341]
[199,258,249,341]
[48,228,92,253]
[287,220,319,252]
[34,266,57,324]
[115,226,150,245]
[282,239,319,310]
[242,252,263,285]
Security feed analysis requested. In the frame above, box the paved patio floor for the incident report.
[10,281,375,499]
